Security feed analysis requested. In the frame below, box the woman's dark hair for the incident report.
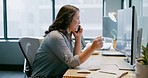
[44,5,79,37]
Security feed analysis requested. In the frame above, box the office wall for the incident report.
[132,0,148,46]
[105,0,122,15]
[103,0,121,38]
[103,17,117,38]
[0,41,24,65]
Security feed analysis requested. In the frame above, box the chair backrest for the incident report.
[81,36,87,49]
[18,37,43,72]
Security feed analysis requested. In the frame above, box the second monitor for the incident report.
[116,6,138,65]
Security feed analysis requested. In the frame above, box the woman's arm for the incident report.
[72,27,83,55]
[78,36,103,64]
[73,36,81,55]
[72,26,103,64]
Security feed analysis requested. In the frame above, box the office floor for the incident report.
[0,70,25,78]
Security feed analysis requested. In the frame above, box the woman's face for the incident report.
[69,11,80,32]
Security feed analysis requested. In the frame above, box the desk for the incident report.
[63,50,136,78]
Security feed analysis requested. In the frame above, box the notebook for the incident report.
[100,43,111,50]
[85,42,111,50]
[82,37,111,51]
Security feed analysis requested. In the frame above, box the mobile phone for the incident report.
[76,25,81,33]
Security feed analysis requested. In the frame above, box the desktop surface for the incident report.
[66,39,136,78]
[63,50,136,78]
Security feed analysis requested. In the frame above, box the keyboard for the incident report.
[102,51,125,56]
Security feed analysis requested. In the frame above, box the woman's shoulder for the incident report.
[42,30,67,45]
[46,30,64,39]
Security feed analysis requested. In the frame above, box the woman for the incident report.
[31,5,103,78]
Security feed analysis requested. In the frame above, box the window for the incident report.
[55,0,103,38]
[132,0,148,46]
[2,0,103,39]
[143,0,148,16]
[142,0,148,45]
[7,0,52,38]
[0,0,3,38]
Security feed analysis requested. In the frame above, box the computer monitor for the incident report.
[116,6,137,65]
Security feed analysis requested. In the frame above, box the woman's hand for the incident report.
[72,26,83,40]
[91,36,103,50]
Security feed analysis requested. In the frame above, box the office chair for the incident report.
[18,37,43,78]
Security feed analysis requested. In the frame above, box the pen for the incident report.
[118,71,128,78]
[99,71,116,75]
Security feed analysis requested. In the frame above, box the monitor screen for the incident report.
[116,6,137,65]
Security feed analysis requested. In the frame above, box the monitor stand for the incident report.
[137,28,143,58]
[116,58,135,71]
